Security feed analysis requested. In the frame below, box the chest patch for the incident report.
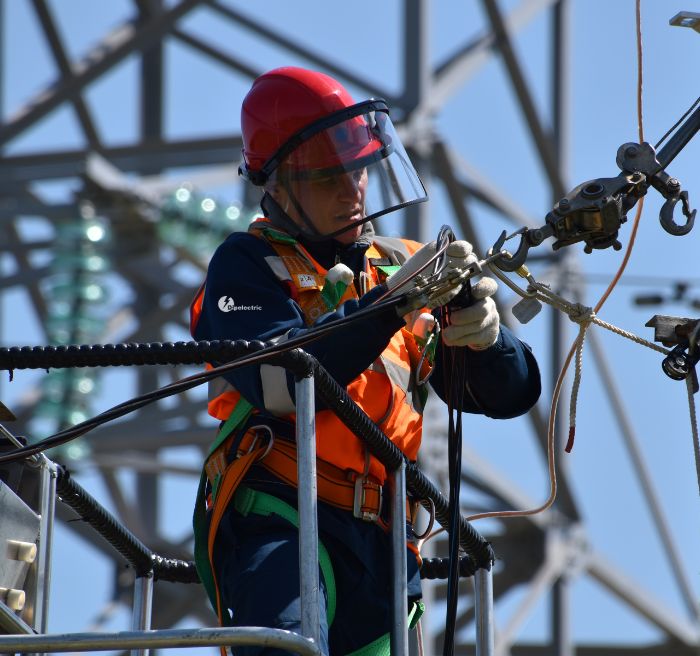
[297,273,319,289]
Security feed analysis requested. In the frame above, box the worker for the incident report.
[190,66,541,656]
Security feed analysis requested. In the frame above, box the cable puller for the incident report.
[490,103,698,272]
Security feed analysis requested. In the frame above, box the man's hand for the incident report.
[386,240,477,311]
[426,240,477,308]
[441,277,500,349]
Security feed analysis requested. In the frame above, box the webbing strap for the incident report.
[345,633,390,656]
[192,397,254,621]
[234,485,337,628]
[207,397,254,459]
[344,601,424,656]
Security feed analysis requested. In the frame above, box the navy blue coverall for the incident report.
[193,221,541,655]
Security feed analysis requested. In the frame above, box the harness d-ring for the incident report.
[246,424,275,461]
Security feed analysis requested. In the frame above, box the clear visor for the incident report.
[269,103,427,241]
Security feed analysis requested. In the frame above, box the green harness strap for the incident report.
[233,486,425,654]
[192,398,254,613]
[344,601,425,656]
[234,485,337,627]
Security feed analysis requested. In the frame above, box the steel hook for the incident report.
[660,190,696,236]
[491,229,531,272]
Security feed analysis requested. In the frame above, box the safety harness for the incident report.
[191,221,430,649]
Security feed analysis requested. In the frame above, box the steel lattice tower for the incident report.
[1,1,699,654]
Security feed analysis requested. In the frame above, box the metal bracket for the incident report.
[646,314,700,392]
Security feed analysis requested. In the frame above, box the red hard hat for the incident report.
[240,67,382,184]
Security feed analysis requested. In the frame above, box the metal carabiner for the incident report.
[415,325,439,387]
[660,190,696,236]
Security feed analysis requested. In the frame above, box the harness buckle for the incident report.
[353,475,382,522]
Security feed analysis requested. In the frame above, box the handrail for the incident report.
[0,339,494,569]
[0,626,322,655]
[0,339,496,654]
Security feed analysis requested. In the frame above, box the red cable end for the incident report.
[565,426,575,453]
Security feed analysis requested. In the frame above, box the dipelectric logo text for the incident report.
[218,296,262,312]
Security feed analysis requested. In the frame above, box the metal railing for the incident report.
[0,340,495,655]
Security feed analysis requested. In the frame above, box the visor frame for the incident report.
[242,99,391,186]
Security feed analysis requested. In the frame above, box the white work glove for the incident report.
[441,277,500,350]
[386,240,477,311]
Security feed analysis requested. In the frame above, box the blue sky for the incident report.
[3,0,700,652]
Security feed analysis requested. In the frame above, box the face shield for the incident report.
[265,100,428,241]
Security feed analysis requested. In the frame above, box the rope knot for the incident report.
[568,303,594,325]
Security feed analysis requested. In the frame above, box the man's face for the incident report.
[281,168,368,245]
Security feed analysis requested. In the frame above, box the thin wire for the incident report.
[686,376,700,495]
[655,95,700,150]
[635,0,644,144]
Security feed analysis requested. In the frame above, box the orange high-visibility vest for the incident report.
[190,218,431,484]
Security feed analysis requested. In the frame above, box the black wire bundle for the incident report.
[432,224,495,654]
[439,305,466,656]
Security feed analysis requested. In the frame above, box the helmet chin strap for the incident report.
[262,184,352,243]
[260,192,307,238]
[279,177,326,240]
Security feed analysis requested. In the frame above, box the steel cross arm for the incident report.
[480,0,566,200]
[170,26,263,81]
[0,266,50,291]
[0,136,242,186]
[415,0,559,121]
[587,555,700,645]
[432,140,484,256]
[0,0,203,148]
[0,200,76,220]
[205,0,399,107]
[30,0,101,147]
[494,535,579,654]
[432,139,540,228]
[6,220,49,324]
